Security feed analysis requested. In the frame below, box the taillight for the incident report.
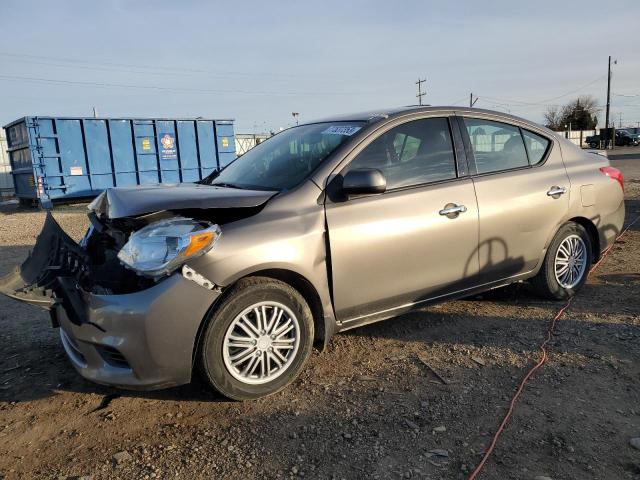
[599,166,624,192]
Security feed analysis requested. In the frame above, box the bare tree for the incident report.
[544,95,600,131]
[544,106,563,130]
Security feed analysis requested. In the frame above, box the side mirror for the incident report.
[342,168,387,196]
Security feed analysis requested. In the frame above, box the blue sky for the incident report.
[1,0,639,132]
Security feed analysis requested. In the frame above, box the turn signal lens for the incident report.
[185,231,216,257]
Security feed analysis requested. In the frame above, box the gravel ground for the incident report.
[0,166,639,480]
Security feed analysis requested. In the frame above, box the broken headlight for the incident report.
[117,217,221,278]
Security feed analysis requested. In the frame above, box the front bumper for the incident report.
[54,273,221,390]
[0,213,222,390]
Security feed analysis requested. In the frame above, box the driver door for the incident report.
[325,117,480,324]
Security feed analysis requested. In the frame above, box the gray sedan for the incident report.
[1,106,625,400]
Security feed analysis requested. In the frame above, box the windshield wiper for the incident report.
[210,182,244,189]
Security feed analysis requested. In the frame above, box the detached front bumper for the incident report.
[55,273,221,390]
[0,213,222,390]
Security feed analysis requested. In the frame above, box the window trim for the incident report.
[335,116,463,197]
[458,115,554,178]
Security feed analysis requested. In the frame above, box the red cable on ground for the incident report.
[468,214,640,480]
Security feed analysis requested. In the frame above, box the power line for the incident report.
[479,75,607,108]
[0,51,309,79]
[0,74,383,97]
[445,96,469,106]
[3,56,238,80]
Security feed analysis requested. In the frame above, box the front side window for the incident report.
[345,117,457,189]
[209,122,365,191]
[464,118,528,174]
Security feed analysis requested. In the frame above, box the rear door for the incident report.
[458,115,570,282]
[325,116,480,323]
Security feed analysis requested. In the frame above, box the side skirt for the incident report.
[336,273,534,333]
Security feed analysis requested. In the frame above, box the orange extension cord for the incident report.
[468,214,640,480]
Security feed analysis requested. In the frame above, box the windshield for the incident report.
[209,122,365,191]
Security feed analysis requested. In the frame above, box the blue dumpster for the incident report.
[4,116,236,208]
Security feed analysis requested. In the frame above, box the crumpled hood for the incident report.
[88,183,278,219]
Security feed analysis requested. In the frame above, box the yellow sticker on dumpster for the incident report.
[221,137,229,148]
[142,138,151,150]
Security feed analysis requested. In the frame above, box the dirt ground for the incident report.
[1,159,639,480]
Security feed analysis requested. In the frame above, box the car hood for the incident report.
[88,183,278,219]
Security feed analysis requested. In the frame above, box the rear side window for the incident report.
[522,130,550,164]
[346,117,457,189]
[464,118,528,174]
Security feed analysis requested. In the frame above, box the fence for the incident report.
[553,130,596,148]
[235,133,271,156]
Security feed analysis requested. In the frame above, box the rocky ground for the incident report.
[0,157,639,480]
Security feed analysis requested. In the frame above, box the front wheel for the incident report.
[198,277,314,400]
[531,223,593,300]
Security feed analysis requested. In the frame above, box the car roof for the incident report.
[306,105,547,130]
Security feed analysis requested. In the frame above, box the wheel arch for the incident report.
[245,268,334,349]
[568,216,601,262]
[192,268,335,370]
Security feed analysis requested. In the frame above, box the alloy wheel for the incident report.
[554,234,587,289]
[222,301,300,385]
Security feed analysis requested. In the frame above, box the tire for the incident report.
[198,276,314,400]
[531,222,593,300]
[589,142,598,149]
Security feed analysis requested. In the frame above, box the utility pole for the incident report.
[469,93,478,108]
[291,112,299,126]
[415,78,426,106]
[618,112,623,128]
[92,106,98,118]
[605,56,616,149]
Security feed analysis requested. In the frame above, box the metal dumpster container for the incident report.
[4,116,236,208]
[0,132,12,198]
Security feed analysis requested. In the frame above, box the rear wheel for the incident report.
[531,222,592,299]
[198,277,314,400]
[589,142,598,148]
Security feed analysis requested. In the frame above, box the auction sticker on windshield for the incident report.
[322,125,361,136]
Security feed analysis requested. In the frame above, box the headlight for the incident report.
[117,217,221,278]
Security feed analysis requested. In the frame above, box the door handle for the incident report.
[547,186,567,197]
[439,203,467,217]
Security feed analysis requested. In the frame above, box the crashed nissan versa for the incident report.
[0,107,625,400]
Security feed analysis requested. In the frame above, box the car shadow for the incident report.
[1,282,636,405]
